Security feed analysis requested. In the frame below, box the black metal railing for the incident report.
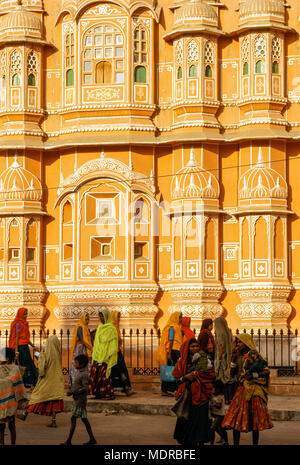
[0,327,299,377]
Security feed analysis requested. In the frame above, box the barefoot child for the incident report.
[61,354,97,446]
[0,347,27,445]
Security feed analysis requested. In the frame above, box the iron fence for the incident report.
[0,327,299,377]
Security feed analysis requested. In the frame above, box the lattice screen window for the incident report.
[134,26,148,83]
[10,49,22,85]
[176,40,183,80]
[272,38,281,60]
[65,31,75,86]
[27,51,37,86]
[83,24,124,85]
[1,52,6,88]
[204,41,213,78]
[187,39,199,77]
[241,37,250,62]
[254,35,266,58]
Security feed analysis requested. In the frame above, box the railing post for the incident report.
[136,329,139,369]
[288,328,291,367]
[265,329,268,363]
[295,329,298,374]
[280,328,283,367]
[129,329,133,368]
[122,328,126,365]
[150,328,153,370]
[143,328,146,369]
[39,329,42,351]
[157,328,161,369]
[60,329,63,364]
[67,329,70,374]
[273,329,276,367]
[258,328,261,354]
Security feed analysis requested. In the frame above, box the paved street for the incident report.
[4,413,300,446]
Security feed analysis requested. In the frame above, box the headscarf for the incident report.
[70,313,92,359]
[236,333,265,361]
[198,318,215,355]
[157,312,183,366]
[111,310,122,349]
[92,309,118,378]
[214,316,232,384]
[8,307,30,349]
[28,335,65,405]
[172,338,215,405]
[181,317,194,341]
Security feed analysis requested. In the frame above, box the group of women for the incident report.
[158,311,274,446]
[7,307,133,427]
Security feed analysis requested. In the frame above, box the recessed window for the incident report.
[9,248,20,260]
[255,60,265,74]
[189,65,197,77]
[272,61,279,74]
[66,69,74,87]
[134,242,148,259]
[2,75,6,88]
[243,62,249,76]
[91,237,113,259]
[12,74,20,86]
[28,73,36,86]
[26,248,35,262]
[134,66,146,83]
[63,243,73,261]
[205,65,212,78]
[0,248,4,261]
[96,198,115,220]
[177,67,182,80]
[133,26,147,83]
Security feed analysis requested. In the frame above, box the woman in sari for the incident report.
[172,336,215,445]
[69,313,93,388]
[158,311,183,396]
[110,310,134,396]
[198,318,215,359]
[24,335,65,428]
[222,333,273,445]
[214,316,232,403]
[89,309,118,400]
[181,317,195,342]
[8,307,38,389]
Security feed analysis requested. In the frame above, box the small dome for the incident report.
[174,0,218,28]
[172,148,219,201]
[0,2,42,40]
[239,147,287,200]
[0,156,42,202]
[239,0,285,24]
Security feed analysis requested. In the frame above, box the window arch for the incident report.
[272,61,279,74]
[12,73,20,86]
[255,60,265,74]
[28,73,36,86]
[65,30,75,86]
[243,62,249,75]
[66,69,74,87]
[134,65,146,83]
[82,24,124,85]
[205,65,212,78]
[189,64,197,77]
[96,61,112,84]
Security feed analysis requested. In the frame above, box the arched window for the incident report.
[272,61,279,74]
[189,64,197,77]
[66,69,74,87]
[177,66,182,79]
[12,73,20,86]
[205,65,212,78]
[82,24,124,85]
[255,60,265,73]
[28,73,36,86]
[243,62,249,75]
[134,65,146,83]
[96,61,112,84]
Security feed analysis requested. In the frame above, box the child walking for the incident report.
[61,354,97,446]
[210,380,228,445]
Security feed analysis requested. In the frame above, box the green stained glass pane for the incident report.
[243,62,249,75]
[189,64,197,77]
[66,69,74,87]
[28,73,36,86]
[134,65,146,83]
[272,61,279,74]
[177,67,182,79]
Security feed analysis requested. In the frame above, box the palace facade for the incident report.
[0,0,299,333]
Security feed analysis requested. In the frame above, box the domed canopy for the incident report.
[164,0,223,40]
[171,148,220,201]
[0,156,42,208]
[239,0,287,30]
[238,147,288,213]
[0,1,45,44]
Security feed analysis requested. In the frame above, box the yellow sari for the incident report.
[158,312,183,366]
[70,314,92,359]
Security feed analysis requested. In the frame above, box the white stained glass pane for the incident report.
[115,72,124,83]
[134,30,139,40]
[94,26,103,33]
[105,25,113,33]
[134,41,139,51]
[116,60,123,70]
[95,35,103,46]
[83,74,92,84]
[116,34,123,45]
[142,54,147,63]
[134,53,139,63]
[85,35,92,46]
[141,30,146,41]
[95,48,103,59]
[105,35,113,45]
[84,49,92,59]
[84,61,92,72]
[66,57,70,67]
[141,42,146,52]
[115,47,123,57]
[104,48,113,58]
[66,46,70,55]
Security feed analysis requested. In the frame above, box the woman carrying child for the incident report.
[222,333,273,445]
[172,336,215,445]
